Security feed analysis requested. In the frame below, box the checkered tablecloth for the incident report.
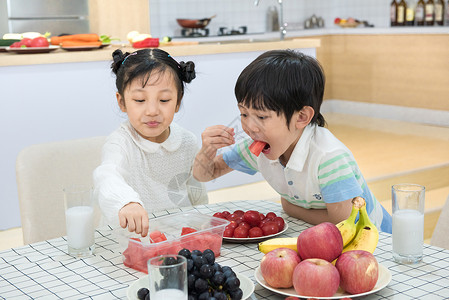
[1,200,449,299]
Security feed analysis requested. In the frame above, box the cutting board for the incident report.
[160,41,199,46]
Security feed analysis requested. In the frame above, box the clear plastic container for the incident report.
[116,212,230,273]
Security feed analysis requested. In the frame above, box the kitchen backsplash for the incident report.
[149,0,391,37]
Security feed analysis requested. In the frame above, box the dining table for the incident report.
[1,200,449,300]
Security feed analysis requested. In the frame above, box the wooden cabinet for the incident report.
[88,0,150,40]
[311,34,449,112]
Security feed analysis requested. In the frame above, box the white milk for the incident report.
[392,209,424,255]
[153,288,186,300]
[65,206,94,249]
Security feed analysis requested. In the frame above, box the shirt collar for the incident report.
[122,121,182,153]
[284,124,316,172]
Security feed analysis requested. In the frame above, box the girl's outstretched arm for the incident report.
[193,125,235,181]
[119,202,149,237]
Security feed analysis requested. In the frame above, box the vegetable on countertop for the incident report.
[0,39,21,46]
[3,32,50,40]
[50,34,100,45]
[132,37,159,48]
[10,36,50,48]
[50,34,117,46]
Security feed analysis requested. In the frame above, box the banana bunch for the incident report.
[258,237,297,254]
[336,202,359,247]
[337,196,379,254]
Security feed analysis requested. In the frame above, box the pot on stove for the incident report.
[176,15,216,29]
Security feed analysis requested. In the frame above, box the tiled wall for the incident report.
[149,0,391,37]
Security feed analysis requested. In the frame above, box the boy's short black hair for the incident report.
[235,49,325,127]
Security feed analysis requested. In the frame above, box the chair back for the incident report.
[431,194,449,250]
[16,136,106,244]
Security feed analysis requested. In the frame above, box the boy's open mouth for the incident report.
[261,143,270,154]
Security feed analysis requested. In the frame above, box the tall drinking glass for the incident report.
[148,255,187,300]
[63,185,95,257]
[392,183,425,264]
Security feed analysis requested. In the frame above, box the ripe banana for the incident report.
[258,237,297,254]
[342,197,379,254]
[336,203,359,247]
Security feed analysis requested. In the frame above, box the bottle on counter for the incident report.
[434,0,444,25]
[425,0,435,25]
[391,0,398,26]
[416,0,426,25]
[446,0,449,25]
[406,0,416,25]
[397,0,408,25]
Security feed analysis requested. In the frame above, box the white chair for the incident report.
[16,136,106,244]
[430,194,449,250]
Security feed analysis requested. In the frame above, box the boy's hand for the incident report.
[200,125,235,159]
[193,125,235,182]
[118,202,149,237]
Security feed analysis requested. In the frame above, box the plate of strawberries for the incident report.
[213,210,288,243]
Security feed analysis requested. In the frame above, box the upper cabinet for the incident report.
[88,0,150,41]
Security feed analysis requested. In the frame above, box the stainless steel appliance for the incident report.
[0,0,89,36]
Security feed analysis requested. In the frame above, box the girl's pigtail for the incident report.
[179,61,196,83]
[111,49,129,74]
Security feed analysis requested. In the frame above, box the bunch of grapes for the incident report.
[137,248,243,300]
[179,248,243,300]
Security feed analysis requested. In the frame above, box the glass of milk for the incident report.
[63,185,95,257]
[148,255,187,300]
[392,183,425,264]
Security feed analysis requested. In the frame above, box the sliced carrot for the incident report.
[61,41,103,47]
[50,34,100,45]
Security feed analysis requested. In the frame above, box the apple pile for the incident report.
[213,210,285,238]
[260,222,379,297]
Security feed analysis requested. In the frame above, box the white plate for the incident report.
[5,45,59,54]
[223,222,288,243]
[127,271,254,300]
[61,45,102,51]
[254,263,391,299]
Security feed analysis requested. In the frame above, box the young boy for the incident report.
[193,49,392,233]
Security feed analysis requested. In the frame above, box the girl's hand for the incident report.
[200,125,235,159]
[118,202,149,237]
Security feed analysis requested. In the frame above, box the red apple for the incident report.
[260,248,301,288]
[297,222,343,262]
[292,258,340,297]
[335,250,379,294]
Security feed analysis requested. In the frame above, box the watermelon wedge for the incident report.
[149,230,167,243]
[249,140,267,156]
[181,227,197,235]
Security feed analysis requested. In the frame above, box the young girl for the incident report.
[193,49,392,233]
[94,48,207,237]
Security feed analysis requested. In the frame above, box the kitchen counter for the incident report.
[2,25,448,67]
[0,38,320,67]
[173,26,449,43]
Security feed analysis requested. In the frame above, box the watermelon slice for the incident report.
[249,140,267,156]
[181,227,198,236]
[149,230,167,243]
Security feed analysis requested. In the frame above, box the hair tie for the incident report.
[122,52,137,65]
